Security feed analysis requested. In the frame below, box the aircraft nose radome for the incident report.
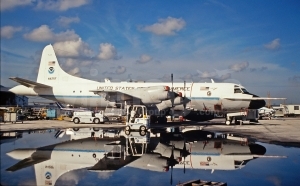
[6,149,36,160]
[249,99,266,109]
[248,94,266,109]
[249,144,266,155]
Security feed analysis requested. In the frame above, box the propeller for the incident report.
[165,144,177,185]
[183,81,187,109]
[171,73,174,121]
[180,139,191,174]
[189,143,194,169]
[169,144,175,185]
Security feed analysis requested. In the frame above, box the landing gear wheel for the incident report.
[94,118,100,124]
[139,130,146,136]
[140,125,146,131]
[73,118,80,124]
[73,128,79,131]
[207,157,212,162]
[125,126,130,131]
[225,120,231,125]
[125,130,131,135]
[93,127,100,131]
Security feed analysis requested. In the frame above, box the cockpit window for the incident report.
[234,88,250,94]
[234,88,242,93]
[241,88,250,94]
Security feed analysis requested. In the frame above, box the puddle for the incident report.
[1,128,299,186]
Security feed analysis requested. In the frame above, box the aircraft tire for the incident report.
[140,125,146,131]
[94,118,100,124]
[139,130,146,136]
[73,128,79,131]
[125,130,131,135]
[93,127,100,131]
[207,157,211,161]
[225,120,231,125]
[125,126,130,131]
[73,118,80,124]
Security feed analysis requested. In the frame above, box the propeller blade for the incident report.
[170,166,173,185]
[170,144,174,185]
[189,143,193,169]
[171,73,174,121]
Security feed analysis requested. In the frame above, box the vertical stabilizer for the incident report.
[36,44,95,86]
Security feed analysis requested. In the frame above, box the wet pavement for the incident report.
[1,126,299,186]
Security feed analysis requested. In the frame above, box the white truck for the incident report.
[72,110,108,124]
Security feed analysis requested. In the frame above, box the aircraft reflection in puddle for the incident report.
[6,128,284,186]
[0,132,23,144]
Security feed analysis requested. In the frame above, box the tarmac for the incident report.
[1,117,300,147]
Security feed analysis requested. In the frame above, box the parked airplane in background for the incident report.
[6,129,281,185]
[8,44,285,122]
[258,107,275,119]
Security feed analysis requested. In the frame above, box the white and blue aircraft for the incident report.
[8,44,284,122]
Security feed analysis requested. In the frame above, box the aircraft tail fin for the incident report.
[36,44,96,86]
[6,157,49,172]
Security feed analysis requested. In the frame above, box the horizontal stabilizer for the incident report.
[6,157,49,172]
[224,97,286,101]
[9,77,51,88]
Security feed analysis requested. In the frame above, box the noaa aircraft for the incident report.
[8,44,283,121]
[6,128,281,185]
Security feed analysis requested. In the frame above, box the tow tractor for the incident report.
[225,109,258,125]
[72,110,108,124]
[124,105,150,135]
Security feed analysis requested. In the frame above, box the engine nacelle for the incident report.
[183,110,215,121]
[138,86,171,104]
[155,97,183,111]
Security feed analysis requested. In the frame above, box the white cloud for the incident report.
[0,0,32,11]
[53,39,93,58]
[140,17,186,36]
[0,26,22,39]
[36,0,90,11]
[57,16,80,27]
[115,66,126,74]
[197,70,216,78]
[97,43,119,60]
[136,54,152,64]
[229,61,249,72]
[68,67,80,76]
[103,66,127,75]
[264,38,280,50]
[24,25,80,42]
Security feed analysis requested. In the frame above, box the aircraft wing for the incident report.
[90,89,134,101]
[224,97,286,101]
[6,157,50,172]
[90,86,176,103]
[87,156,139,171]
[9,77,51,88]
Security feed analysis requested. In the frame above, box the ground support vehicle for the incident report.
[72,110,108,124]
[124,105,150,135]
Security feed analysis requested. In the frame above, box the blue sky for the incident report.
[1,0,299,103]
